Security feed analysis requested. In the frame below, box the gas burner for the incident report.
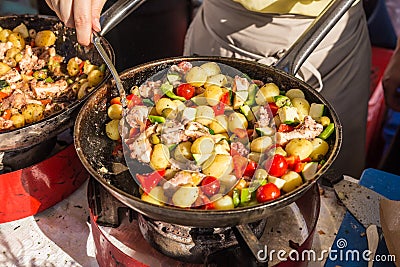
[88,178,321,266]
[0,129,88,223]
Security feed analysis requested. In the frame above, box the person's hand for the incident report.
[45,0,107,46]
[382,40,400,112]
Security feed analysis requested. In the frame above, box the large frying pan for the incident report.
[0,15,114,152]
[74,0,354,228]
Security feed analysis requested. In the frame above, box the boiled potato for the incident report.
[172,186,199,208]
[228,112,248,132]
[150,144,170,170]
[209,115,228,134]
[285,138,313,160]
[285,89,305,100]
[274,146,287,157]
[200,62,221,76]
[174,141,193,162]
[281,171,303,193]
[205,74,228,88]
[248,152,261,163]
[255,83,280,105]
[105,119,121,140]
[67,57,81,76]
[185,66,207,87]
[0,62,11,75]
[173,100,186,112]
[254,169,268,181]
[88,69,104,87]
[8,32,25,50]
[21,103,44,124]
[0,29,12,43]
[203,154,233,178]
[195,105,215,126]
[212,195,234,210]
[10,113,25,128]
[204,85,224,106]
[309,138,329,161]
[6,48,20,59]
[191,136,215,154]
[13,23,29,38]
[141,186,167,206]
[291,98,310,121]
[219,174,238,191]
[35,30,56,47]
[267,176,286,190]
[155,98,176,115]
[107,104,123,120]
[250,136,273,153]
[214,139,230,155]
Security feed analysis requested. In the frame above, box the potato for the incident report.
[0,62,11,75]
[200,62,221,76]
[219,174,238,191]
[141,186,167,206]
[255,83,280,105]
[248,152,261,163]
[267,176,286,190]
[67,57,81,76]
[250,136,273,153]
[285,138,313,160]
[191,136,215,154]
[21,103,44,124]
[209,114,228,134]
[281,171,303,193]
[155,98,176,115]
[150,144,170,170]
[172,186,199,208]
[6,48,21,59]
[285,89,305,100]
[88,69,104,87]
[195,105,215,126]
[254,169,268,181]
[107,104,123,120]
[10,113,25,128]
[172,100,185,112]
[185,66,207,87]
[7,33,24,52]
[214,139,230,155]
[212,195,234,210]
[35,30,57,47]
[204,85,224,106]
[291,98,310,121]
[13,23,29,38]
[205,74,228,88]
[105,119,121,140]
[174,141,193,162]
[228,112,248,132]
[203,154,233,178]
[309,138,329,161]
[0,29,12,42]
[274,146,287,157]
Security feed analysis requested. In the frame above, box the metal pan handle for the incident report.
[99,0,147,37]
[274,0,357,75]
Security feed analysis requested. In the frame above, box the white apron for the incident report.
[184,0,371,177]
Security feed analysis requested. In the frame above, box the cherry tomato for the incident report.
[285,155,300,169]
[267,102,279,116]
[220,92,230,105]
[264,154,288,177]
[244,160,258,177]
[201,176,220,197]
[176,83,195,100]
[256,183,281,203]
[127,94,142,107]
[110,97,121,105]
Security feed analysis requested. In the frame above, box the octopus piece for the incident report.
[125,105,149,129]
[170,61,192,74]
[0,42,13,60]
[18,45,46,73]
[159,121,188,146]
[1,90,27,110]
[163,170,205,191]
[275,116,323,145]
[169,158,201,172]
[0,117,13,130]
[231,141,249,157]
[254,106,271,129]
[184,121,211,139]
[0,68,21,83]
[128,131,152,163]
[31,79,68,99]
[232,75,250,92]
[138,80,162,98]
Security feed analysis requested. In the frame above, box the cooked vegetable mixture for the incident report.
[0,23,105,131]
[106,61,335,210]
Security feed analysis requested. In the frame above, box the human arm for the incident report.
[382,38,400,112]
[45,0,107,46]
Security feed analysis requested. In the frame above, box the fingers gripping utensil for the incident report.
[93,0,147,108]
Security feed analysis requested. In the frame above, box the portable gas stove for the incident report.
[87,178,320,267]
[0,129,89,223]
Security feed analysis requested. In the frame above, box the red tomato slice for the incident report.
[136,170,165,193]
[110,97,121,105]
[127,94,142,108]
[264,154,288,177]
[285,155,300,169]
[176,83,195,100]
[201,176,220,197]
[256,183,281,203]
[244,160,258,177]
[220,92,230,105]
[293,162,306,173]
[278,124,294,132]
[267,102,279,116]
[1,109,12,120]
[0,91,9,100]
[212,101,225,116]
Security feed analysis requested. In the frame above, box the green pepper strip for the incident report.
[148,115,166,123]
[318,123,335,140]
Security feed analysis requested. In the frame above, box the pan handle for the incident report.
[99,0,147,37]
[274,0,356,76]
